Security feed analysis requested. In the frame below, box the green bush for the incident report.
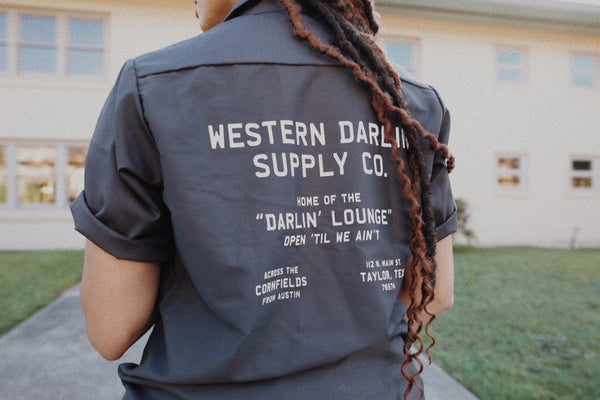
[455,198,476,245]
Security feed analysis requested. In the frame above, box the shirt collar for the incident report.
[225,0,281,21]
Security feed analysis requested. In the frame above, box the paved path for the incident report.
[0,285,479,400]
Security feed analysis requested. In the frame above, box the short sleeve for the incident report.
[70,59,173,262]
[430,92,457,241]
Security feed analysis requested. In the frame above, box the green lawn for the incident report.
[1,248,599,399]
[0,250,83,335]
[433,247,600,400]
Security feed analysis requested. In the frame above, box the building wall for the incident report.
[379,13,600,248]
[1,1,598,249]
[0,0,195,249]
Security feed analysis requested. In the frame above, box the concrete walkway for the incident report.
[0,285,479,400]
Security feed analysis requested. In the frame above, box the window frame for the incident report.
[379,35,421,78]
[570,156,599,193]
[16,144,58,205]
[0,145,7,204]
[0,8,107,79]
[495,153,528,192]
[570,52,598,90]
[0,140,89,210]
[66,145,87,203]
[67,17,106,76]
[18,14,58,74]
[0,12,8,72]
[495,46,528,85]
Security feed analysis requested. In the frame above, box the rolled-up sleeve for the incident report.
[71,59,173,262]
[430,92,457,241]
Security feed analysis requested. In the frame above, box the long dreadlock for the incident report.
[276,1,455,398]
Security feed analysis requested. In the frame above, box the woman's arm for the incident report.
[399,235,455,321]
[80,240,161,361]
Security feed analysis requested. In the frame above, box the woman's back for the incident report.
[72,1,457,399]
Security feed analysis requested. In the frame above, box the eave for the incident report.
[376,0,600,34]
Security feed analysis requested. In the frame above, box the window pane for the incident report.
[0,14,6,40]
[69,19,104,47]
[498,69,522,82]
[21,16,56,44]
[68,147,87,202]
[0,147,6,203]
[572,74,594,88]
[386,43,414,73]
[498,175,520,187]
[572,177,592,188]
[17,146,56,204]
[20,46,57,73]
[498,158,520,170]
[69,49,104,75]
[497,50,524,83]
[69,20,104,76]
[20,16,57,73]
[0,45,6,71]
[0,14,6,71]
[572,55,595,72]
[571,56,596,88]
[573,160,592,171]
[498,50,522,65]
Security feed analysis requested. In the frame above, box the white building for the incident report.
[377,0,600,247]
[0,0,194,249]
[1,0,599,249]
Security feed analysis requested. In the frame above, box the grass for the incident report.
[0,250,83,335]
[432,247,600,400]
[1,247,599,399]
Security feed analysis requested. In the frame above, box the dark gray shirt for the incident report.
[71,1,457,398]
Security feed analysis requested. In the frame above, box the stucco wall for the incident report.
[0,0,196,249]
[380,14,600,247]
[1,1,599,249]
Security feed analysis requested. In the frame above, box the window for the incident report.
[571,54,597,89]
[0,146,6,203]
[497,48,526,83]
[19,16,57,74]
[17,146,56,204]
[69,19,104,75]
[0,142,88,209]
[0,13,7,71]
[382,38,420,76]
[67,147,86,202]
[1,9,105,77]
[571,158,597,191]
[497,155,526,190]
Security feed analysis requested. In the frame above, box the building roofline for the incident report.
[376,0,600,34]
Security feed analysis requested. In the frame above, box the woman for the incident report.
[72,0,456,399]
